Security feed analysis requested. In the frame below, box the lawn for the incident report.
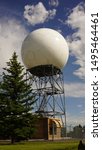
[0,140,79,150]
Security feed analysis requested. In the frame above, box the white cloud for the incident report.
[0,18,28,70]
[77,104,82,108]
[48,9,56,19]
[57,29,62,34]
[66,3,85,79]
[80,110,85,114]
[64,82,85,98]
[49,0,59,7]
[24,2,56,26]
[66,113,85,127]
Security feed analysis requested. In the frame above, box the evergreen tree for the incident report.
[0,52,36,143]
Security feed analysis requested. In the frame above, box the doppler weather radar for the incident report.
[21,28,69,140]
[21,28,69,70]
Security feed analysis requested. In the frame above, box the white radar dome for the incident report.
[21,28,69,69]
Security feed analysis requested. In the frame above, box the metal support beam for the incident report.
[26,65,67,138]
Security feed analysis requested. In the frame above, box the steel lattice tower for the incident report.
[26,65,66,132]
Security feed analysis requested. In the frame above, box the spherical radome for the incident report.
[21,28,69,69]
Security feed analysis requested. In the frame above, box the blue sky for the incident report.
[0,0,85,127]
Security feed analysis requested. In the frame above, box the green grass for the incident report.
[0,140,79,150]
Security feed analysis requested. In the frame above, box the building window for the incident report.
[49,122,57,135]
